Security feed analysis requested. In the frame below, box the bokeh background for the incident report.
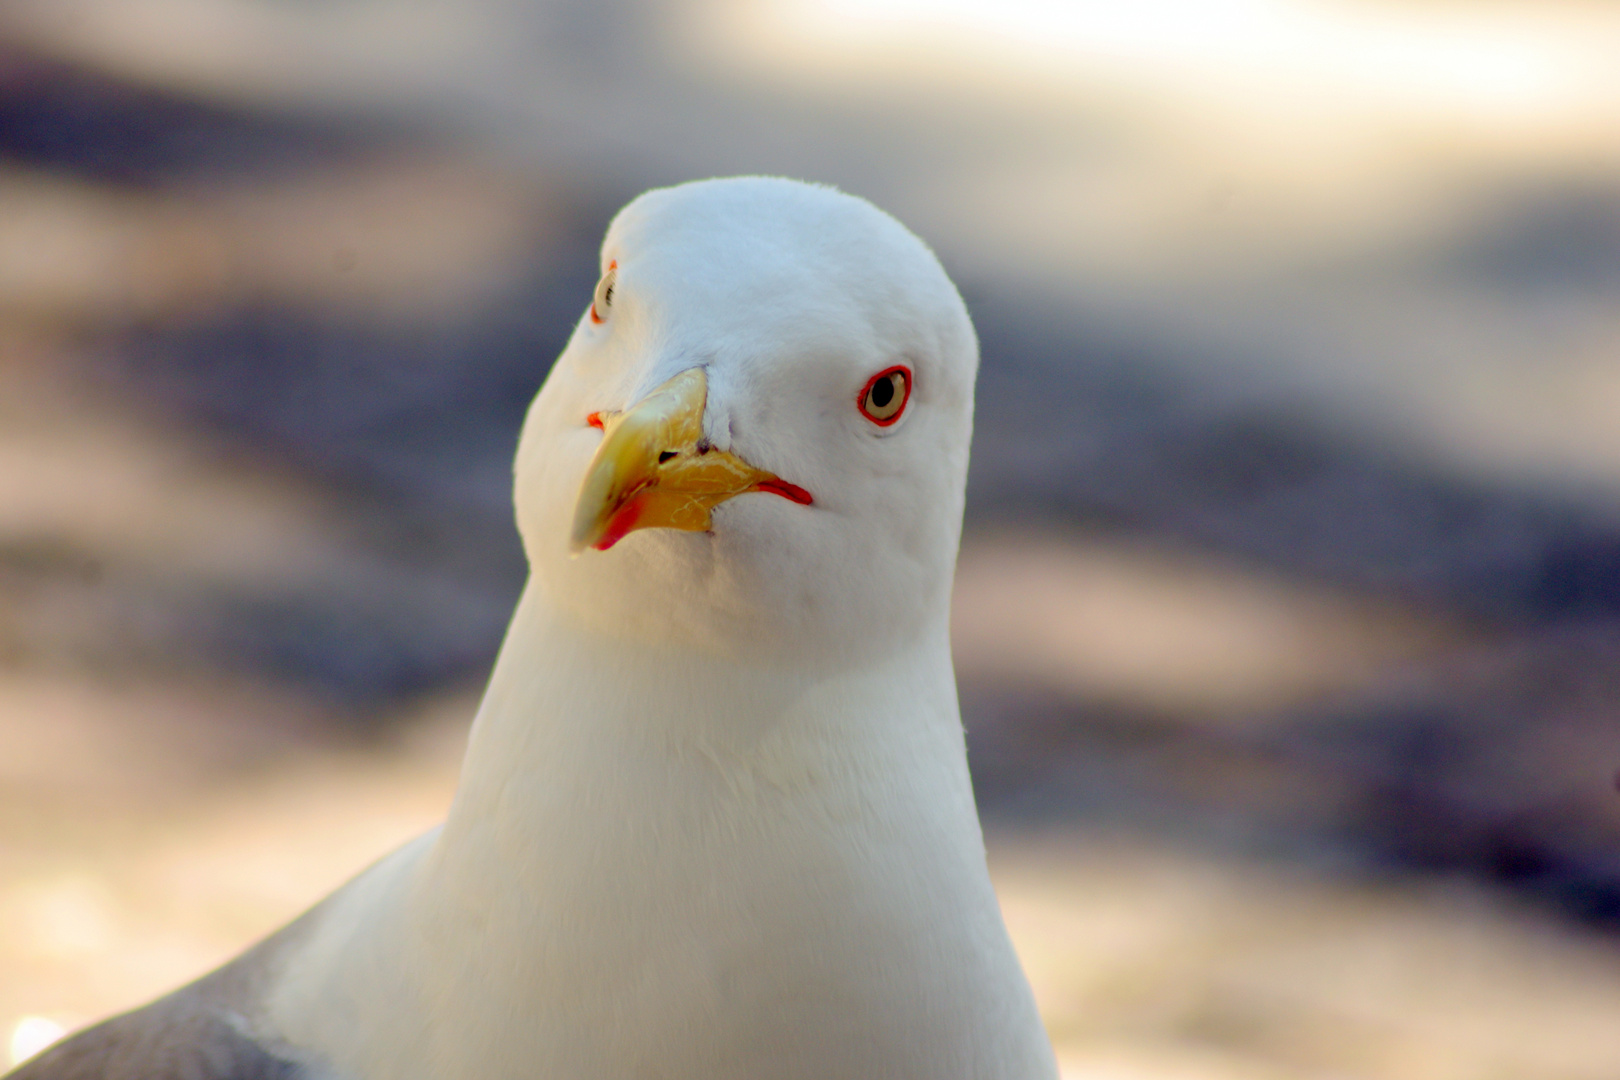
[3,0,1620,1075]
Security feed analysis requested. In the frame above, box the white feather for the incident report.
[260,177,1057,1080]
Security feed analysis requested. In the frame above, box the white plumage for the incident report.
[12,176,1057,1080]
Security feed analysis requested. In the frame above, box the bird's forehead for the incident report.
[611,234,888,371]
[614,217,869,303]
[621,230,823,305]
[596,179,968,390]
[606,182,929,305]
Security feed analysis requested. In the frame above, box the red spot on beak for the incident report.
[586,412,605,430]
[592,495,644,551]
[754,479,814,505]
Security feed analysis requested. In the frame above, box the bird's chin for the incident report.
[532,520,763,660]
[523,474,932,670]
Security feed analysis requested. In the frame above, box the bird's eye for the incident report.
[590,263,617,324]
[857,365,911,426]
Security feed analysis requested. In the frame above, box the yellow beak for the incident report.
[570,368,812,553]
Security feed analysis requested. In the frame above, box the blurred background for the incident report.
[2,0,1619,1075]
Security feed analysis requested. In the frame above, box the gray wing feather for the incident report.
[5,1006,304,1080]
[5,908,321,1080]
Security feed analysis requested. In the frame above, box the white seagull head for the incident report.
[514,177,978,667]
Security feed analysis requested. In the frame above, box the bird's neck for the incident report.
[264,579,1032,1079]
[430,578,980,886]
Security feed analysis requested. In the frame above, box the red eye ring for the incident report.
[590,260,618,324]
[857,365,912,426]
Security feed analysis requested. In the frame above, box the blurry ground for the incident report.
[3,1,1620,1076]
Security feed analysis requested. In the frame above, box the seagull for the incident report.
[10,176,1058,1080]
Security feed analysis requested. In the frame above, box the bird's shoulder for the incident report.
[7,999,305,1080]
[7,911,320,1080]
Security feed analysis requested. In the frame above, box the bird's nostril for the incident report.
[658,451,678,464]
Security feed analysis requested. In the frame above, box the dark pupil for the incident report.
[870,375,895,409]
